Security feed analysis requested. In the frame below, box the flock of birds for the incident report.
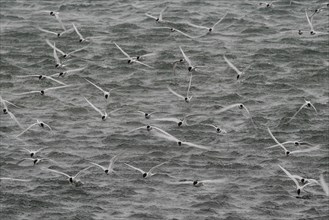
[1,0,329,203]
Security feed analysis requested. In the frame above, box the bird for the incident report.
[50,67,86,78]
[305,10,328,35]
[152,126,211,150]
[202,124,227,134]
[124,162,167,178]
[52,42,65,68]
[17,157,54,166]
[167,74,193,103]
[0,95,19,114]
[16,119,52,137]
[278,165,313,196]
[72,23,88,42]
[145,6,168,23]
[114,42,153,68]
[186,12,228,32]
[16,74,67,86]
[21,147,47,158]
[37,26,74,37]
[258,1,276,8]
[14,85,72,96]
[90,154,120,175]
[84,97,108,120]
[319,174,329,196]
[266,140,311,149]
[179,46,205,72]
[44,166,92,185]
[291,175,319,186]
[287,99,317,123]
[223,55,252,80]
[84,78,113,99]
[136,111,157,119]
[154,117,188,127]
[216,103,254,122]
[267,127,320,156]
[175,178,227,187]
[46,39,89,58]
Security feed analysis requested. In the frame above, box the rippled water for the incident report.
[0,0,328,219]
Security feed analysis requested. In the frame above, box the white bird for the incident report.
[203,124,227,134]
[154,117,188,127]
[38,26,73,37]
[216,103,253,118]
[179,46,205,72]
[258,1,276,8]
[174,178,226,187]
[17,74,67,85]
[137,111,156,119]
[309,5,328,20]
[266,140,311,149]
[288,99,317,123]
[145,6,168,23]
[72,23,88,42]
[223,55,252,80]
[0,95,19,114]
[267,127,320,156]
[16,119,52,137]
[152,126,211,150]
[7,111,23,129]
[319,174,329,196]
[50,67,86,78]
[305,10,328,35]
[128,124,153,133]
[21,147,47,158]
[186,12,228,32]
[17,157,54,166]
[278,165,313,196]
[125,162,167,178]
[44,166,92,184]
[291,174,319,186]
[52,42,65,68]
[84,97,107,120]
[46,39,89,58]
[15,84,72,96]
[0,177,31,182]
[90,155,119,175]
[114,42,153,68]
[85,78,113,99]
[167,74,193,103]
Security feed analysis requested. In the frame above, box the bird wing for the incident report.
[149,162,166,173]
[168,86,185,100]
[38,27,58,35]
[85,78,105,93]
[73,166,93,178]
[114,42,131,59]
[267,127,288,152]
[0,177,31,182]
[201,178,226,184]
[46,168,71,178]
[8,111,23,129]
[309,102,318,113]
[84,97,103,116]
[203,124,217,129]
[90,162,106,171]
[16,123,38,137]
[134,59,154,68]
[182,141,210,150]
[44,76,67,85]
[223,55,242,75]
[211,12,228,29]
[187,74,193,97]
[41,122,52,131]
[288,103,307,122]
[53,43,61,64]
[65,66,86,73]
[125,163,145,174]
[216,103,239,114]
[186,22,209,30]
[174,29,198,39]
[159,6,167,21]
[154,118,180,123]
[54,13,66,31]
[145,13,158,20]
[127,126,148,133]
[179,46,192,66]
[46,39,66,55]
[278,165,299,188]
[290,145,320,155]
[320,174,329,196]
[72,23,83,39]
[44,84,71,92]
[16,75,40,78]
[108,155,119,170]
[305,10,314,31]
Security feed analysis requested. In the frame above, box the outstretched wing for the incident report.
[114,42,131,59]
[125,163,145,174]
[84,97,103,116]
[223,55,242,75]
[168,86,185,100]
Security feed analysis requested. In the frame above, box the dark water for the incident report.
[0,0,328,219]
